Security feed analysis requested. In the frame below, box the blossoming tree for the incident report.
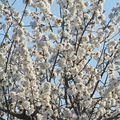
[0,0,120,119]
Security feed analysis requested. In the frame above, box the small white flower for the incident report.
[37,114,43,120]
[22,101,30,109]
[54,18,62,27]
[10,91,16,98]
[63,108,72,118]
[0,53,5,65]
[49,32,58,41]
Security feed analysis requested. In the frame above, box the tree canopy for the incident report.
[0,0,120,120]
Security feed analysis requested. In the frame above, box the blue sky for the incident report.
[104,0,119,18]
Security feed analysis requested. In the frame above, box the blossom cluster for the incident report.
[0,0,120,120]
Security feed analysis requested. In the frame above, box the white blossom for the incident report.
[0,0,119,120]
